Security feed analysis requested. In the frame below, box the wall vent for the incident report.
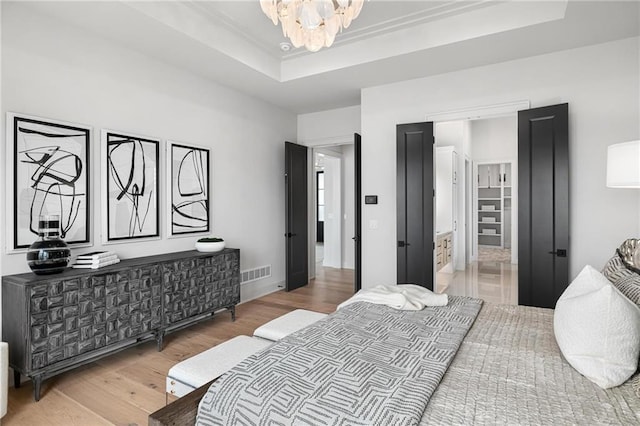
[241,265,272,285]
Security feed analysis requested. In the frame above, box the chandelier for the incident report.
[260,0,365,52]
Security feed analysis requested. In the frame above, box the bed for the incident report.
[149,254,640,425]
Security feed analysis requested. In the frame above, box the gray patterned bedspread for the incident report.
[197,296,482,425]
[421,303,640,425]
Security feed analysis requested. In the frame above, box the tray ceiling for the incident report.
[16,1,640,113]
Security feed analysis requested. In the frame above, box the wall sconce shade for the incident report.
[606,140,640,188]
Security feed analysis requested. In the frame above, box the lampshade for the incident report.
[606,140,640,188]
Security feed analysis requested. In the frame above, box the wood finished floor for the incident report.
[5,267,354,426]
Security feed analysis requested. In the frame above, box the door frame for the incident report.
[313,150,342,269]
[307,140,356,282]
[426,100,530,123]
[427,101,528,269]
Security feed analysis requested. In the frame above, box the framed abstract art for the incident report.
[167,141,210,237]
[102,130,160,242]
[8,113,91,251]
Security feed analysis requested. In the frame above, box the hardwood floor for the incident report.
[5,267,354,426]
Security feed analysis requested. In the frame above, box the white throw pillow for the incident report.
[554,265,640,389]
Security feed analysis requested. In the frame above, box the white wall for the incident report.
[1,4,296,301]
[435,146,454,234]
[298,105,361,146]
[322,156,342,268]
[361,37,640,289]
[435,121,468,270]
[470,116,517,162]
[0,1,3,308]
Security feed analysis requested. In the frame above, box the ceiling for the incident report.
[23,1,640,114]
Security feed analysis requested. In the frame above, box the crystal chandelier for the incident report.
[260,0,365,52]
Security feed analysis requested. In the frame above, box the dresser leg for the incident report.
[14,370,20,388]
[33,376,42,401]
[230,306,236,322]
[156,331,164,352]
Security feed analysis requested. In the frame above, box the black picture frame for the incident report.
[104,131,160,242]
[169,142,210,236]
[11,113,91,250]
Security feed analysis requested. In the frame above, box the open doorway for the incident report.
[434,116,518,305]
[314,149,341,270]
[311,145,356,292]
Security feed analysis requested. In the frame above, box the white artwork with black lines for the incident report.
[169,142,210,236]
[9,113,91,250]
[104,131,159,241]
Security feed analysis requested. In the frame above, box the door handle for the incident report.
[285,233,297,238]
[548,249,567,257]
[398,241,410,247]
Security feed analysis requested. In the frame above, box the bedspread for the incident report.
[197,296,482,425]
[420,303,640,425]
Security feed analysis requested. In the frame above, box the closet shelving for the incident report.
[477,163,511,248]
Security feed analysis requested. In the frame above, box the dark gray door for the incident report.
[397,122,434,290]
[518,103,569,308]
[285,142,308,291]
[354,133,362,291]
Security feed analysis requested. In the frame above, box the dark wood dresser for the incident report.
[2,249,240,401]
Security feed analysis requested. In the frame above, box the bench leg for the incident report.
[230,306,236,322]
[14,369,20,388]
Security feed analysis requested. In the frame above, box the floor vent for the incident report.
[241,265,272,285]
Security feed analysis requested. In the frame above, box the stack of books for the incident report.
[72,251,120,269]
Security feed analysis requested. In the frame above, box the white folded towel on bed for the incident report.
[337,284,448,311]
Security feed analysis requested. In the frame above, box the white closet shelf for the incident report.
[477,162,511,249]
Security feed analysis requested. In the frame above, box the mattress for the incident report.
[420,303,640,425]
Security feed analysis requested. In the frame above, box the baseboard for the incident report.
[240,279,283,304]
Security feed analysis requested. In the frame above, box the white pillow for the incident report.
[554,265,640,389]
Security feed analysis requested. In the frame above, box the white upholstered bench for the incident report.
[166,335,271,399]
[166,310,327,401]
[253,309,328,341]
